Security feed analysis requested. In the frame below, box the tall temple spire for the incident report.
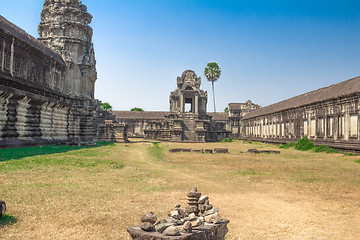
[38,0,97,99]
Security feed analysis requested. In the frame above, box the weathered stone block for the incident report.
[214,148,228,154]
[192,149,204,153]
[260,150,280,154]
[182,149,192,153]
[247,149,260,154]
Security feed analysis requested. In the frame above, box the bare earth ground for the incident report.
[1,139,360,239]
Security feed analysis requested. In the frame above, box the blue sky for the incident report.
[1,0,360,111]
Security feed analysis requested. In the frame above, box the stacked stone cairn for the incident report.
[0,200,6,219]
[136,187,223,236]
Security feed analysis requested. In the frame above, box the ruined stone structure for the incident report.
[96,108,128,142]
[0,0,100,148]
[113,111,229,139]
[241,76,360,151]
[228,100,261,137]
[144,70,230,142]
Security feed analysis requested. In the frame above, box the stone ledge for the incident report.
[127,219,229,240]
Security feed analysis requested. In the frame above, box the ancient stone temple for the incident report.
[0,0,102,148]
[144,70,230,142]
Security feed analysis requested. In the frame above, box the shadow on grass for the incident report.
[0,142,114,162]
[0,215,17,228]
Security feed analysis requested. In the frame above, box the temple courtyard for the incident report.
[1,140,360,239]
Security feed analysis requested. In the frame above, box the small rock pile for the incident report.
[0,200,6,219]
[140,212,157,231]
[137,187,223,236]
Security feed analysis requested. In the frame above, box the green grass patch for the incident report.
[0,215,17,227]
[314,145,340,154]
[220,138,232,143]
[279,142,296,149]
[234,169,262,176]
[148,142,165,160]
[0,143,124,172]
[344,152,357,156]
[0,142,112,162]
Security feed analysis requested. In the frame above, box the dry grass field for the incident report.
[1,140,360,239]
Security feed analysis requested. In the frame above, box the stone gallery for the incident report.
[241,76,360,151]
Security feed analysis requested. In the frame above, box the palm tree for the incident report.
[204,62,221,113]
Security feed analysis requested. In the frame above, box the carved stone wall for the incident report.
[38,0,97,99]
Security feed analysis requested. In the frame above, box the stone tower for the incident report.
[38,0,97,99]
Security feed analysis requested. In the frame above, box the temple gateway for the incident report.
[144,70,230,142]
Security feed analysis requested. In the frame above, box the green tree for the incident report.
[204,62,221,112]
[100,102,112,111]
[130,107,144,112]
[224,107,228,113]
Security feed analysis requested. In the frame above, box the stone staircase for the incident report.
[182,117,196,141]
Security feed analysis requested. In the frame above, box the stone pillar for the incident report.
[195,94,199,114]
[180,94,184,113]
[344,112,350,141]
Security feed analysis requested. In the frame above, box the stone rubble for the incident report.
[132,187,227,237]
[140,212,157,232]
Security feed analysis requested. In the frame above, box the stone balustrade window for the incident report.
[304,120,309,136]
[310,118,316,137]
[350,114,358,137]
[318,117,324,135]
[338,115,345,138]
[327,116,334,137]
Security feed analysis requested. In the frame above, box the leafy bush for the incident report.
[314,145,339,154]
[220,138,232,143]
[130,107,144,112]
[295,137,315,151]
[100,102,112,111]
[313,145,329,152]
[279,142,296,149]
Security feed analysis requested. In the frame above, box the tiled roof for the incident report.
[228,103,245,109]
[113,111,229,121]
[112,111,168,120]
[208,112,229,121]
[243,76,360,120]
[0,15,64,64]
